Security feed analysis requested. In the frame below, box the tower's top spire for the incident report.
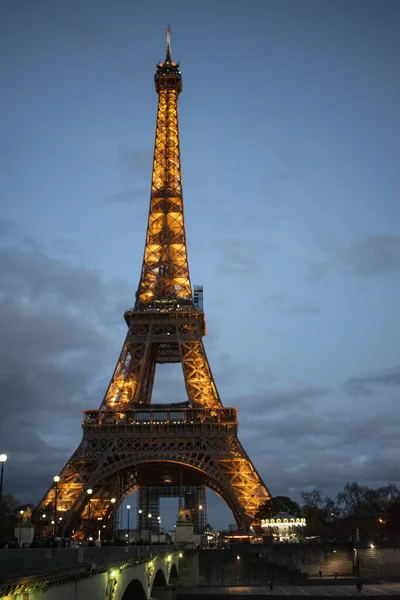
[154,25,182,94]
[166,25,172,62]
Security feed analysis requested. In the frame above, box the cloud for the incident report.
[242,407,400,500]
[345,365,400,397]
[217,239,261,275]
[262,294,321,315]
[0,235,133,502]
[118,148,153,179]
[308,260,337,281]
[309,234,400,280]
[234,374,400,501]
[276,304,321,315]
[0,217,12,235]
[266,446,400,497]
[107,187,149,204]
[340,235,400,275]
[237,382,328,413]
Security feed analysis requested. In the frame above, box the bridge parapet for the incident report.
[0,545,169,580]
[0,547,180,599]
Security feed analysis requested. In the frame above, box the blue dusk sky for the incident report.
[1,0,400,530]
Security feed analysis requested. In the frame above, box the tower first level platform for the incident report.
[37,405,269,536]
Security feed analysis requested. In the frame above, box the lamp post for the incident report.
[0,454,7,506]
[148,513,152,543]
[110,497,116,541]
[87,489,93,539]
[18,509,24,547]
[126,504,131,545]
[138,509,142,542]
[53,475,60,536]
[157,515,161,543]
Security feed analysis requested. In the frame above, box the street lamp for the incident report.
[157,516,161,543]
[110,497,116,541]
[0,454,7,505]
[127,504,131,544]
[138,508,143,541]
[18,509,24,547]
[53,475,60,536]
[87,489,93,539]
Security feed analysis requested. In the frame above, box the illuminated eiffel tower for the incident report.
[36,31,271,539]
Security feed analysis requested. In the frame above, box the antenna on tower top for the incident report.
[166,24,172,62]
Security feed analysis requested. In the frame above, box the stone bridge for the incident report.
[0,546,181,600]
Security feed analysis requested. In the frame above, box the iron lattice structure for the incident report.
[35,33,271,538]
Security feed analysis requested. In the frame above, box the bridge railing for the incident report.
[0,545,170,580]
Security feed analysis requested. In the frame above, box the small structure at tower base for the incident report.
[175,508,199,548]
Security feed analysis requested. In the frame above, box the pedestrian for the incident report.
[269,580,274,592]
[319,570,322,579]
[334,572,338,580]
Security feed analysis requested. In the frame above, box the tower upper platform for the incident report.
[155,29,182,93]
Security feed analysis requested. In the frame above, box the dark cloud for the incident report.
[309,234,400,280]
[242,407,400,499]
[236,374,400,501]
[51,237,82,259]
[236,383,329,415]
[263,446,400,498]
[107,187,149,204]
[308,260,337,281]
[276,304,321,315]
[118,148,153,180]
[345,365,400,397]
[217,239,261,275]
[0,246,103,305]
[0,217,12,235]
[242,405,400,446]
[0,237,129,502]
[262,294,321,315]
[340,235,400,275]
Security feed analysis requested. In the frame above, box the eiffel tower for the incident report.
[35,31,271,539]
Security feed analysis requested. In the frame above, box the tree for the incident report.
[300,489,339,538]
[256,496,300,520]
[300,489,324,510]
[336,482,381,519]
[386,500,400,534]
[376,484,400,510]
[0,494,20,541]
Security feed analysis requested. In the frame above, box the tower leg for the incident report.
[184,486,206,534]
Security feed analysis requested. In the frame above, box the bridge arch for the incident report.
[121,578,147,600]
[169,563,179,584]
[151,567,168,599]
